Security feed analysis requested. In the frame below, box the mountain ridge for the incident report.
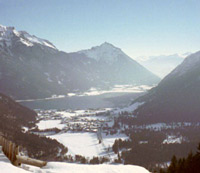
[0,24,160,100]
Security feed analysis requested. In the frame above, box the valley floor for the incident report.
[15,86,200,171]
[31,108,128,161]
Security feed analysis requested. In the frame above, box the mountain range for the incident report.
[0,25,160,100]
[133,51,200,123]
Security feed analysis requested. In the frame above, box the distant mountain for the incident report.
[0,25,160,99]
[138,53,191,78]
[77,42,160,85]
[132,51,200,123]
[78,42,132,63]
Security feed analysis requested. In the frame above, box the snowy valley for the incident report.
[1,19,200,173]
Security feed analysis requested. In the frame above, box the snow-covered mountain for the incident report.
[0,25,160,99]
[132,50,200,123]
[76,42,160,85]
[78,42,131,63]
[138,53,191,78]
[0,25,56,49]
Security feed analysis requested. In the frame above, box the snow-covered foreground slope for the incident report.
[0,146,28,173]
[0,161,150,173]
[0,162,29,173]
[42,162,150,173]
[0,145,149,173]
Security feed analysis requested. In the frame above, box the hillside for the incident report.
[0,93,67,160]
[0,93,36,132]
[132,50,200,123]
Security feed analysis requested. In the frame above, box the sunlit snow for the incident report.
[48,132,128,158]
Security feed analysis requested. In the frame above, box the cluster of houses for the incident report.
[35,109,114,134]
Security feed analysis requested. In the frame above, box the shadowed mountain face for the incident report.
[0,25,160,100]
[133,51,200,123]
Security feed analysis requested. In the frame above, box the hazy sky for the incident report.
[1,0,200,58]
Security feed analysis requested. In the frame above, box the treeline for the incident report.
[160,143,200,173]
[111,129,199,169]
[110,113,200,169]
[64,154,110,164]
[13,132,68,161]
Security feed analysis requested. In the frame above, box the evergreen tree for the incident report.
[160,143,200,173]
[167,155,177,173]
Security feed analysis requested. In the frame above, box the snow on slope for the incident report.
[115,102,145,114]
[0,25,14,47]
[22,32,56,49]
[0,24,57,49]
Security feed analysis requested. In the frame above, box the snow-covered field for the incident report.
[33,107,129,160]
[37,120,65,130]
[48,132,127,158]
